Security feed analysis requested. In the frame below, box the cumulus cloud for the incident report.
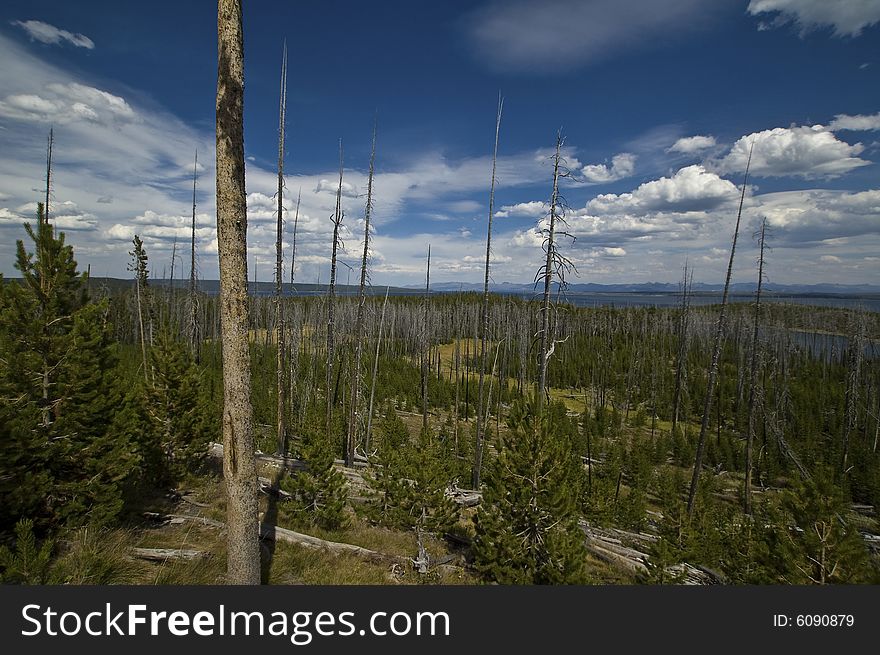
[747,0,880,37]
[668,135,717,154]
[717,125,870,178]
[314,178,359,198]
[464,0,722,72]
[11,20,94,49]
[580,153,637,184]
[828,112,880,131]
[751,188,880,243]
[0,82,137,125]
[587,165,739,216]
[494,200,546,219]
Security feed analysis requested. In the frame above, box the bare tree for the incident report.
[365,286,390,453]
[275,41,288,456]
[671,260,693,437]
[744,217,767,514]
[327,140,344,440]
[289,189,301,285]
[536,131,574,408]
[422,244,431,434]
[687,142,753,517]
[188,150,200,362]
[216,0,259,584]
[347,121,377,466]
[472,94,503,489]
[44,127,54,231]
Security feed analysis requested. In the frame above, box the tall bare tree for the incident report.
[365,285,389,453]
[327,141,344,439]
[687,142,753,517]
[216,0,259,584]
[671,259,693,437]
[188,149,200,362]
[744,217,767,514]
[472,94,503,489]
[536,131,573,408]
[275,41,288,456]
[347,121,378,466]
[422,244,431,434]
[44,127,54,231]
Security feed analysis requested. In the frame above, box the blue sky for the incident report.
[0,0,879,286]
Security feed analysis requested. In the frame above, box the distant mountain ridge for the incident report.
[6,277,878,298]
[424,281,880,296]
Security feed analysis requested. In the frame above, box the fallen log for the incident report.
[163,512,407,567]
[258,524,407,566]
[132,548,210,562]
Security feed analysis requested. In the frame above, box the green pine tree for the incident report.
[472,397,590,584]
[282,430,349,531]
[0,206,137,528]
[364,406,458,535]
[779,470,872,584]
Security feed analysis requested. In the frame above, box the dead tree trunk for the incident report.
[216,0,259,585]
[275,41,288,456]
[744,217,767,514]
[189,149,200,363]
[327,141,344,441]
[422,245,431,435]
[537,131,570,409]
[671,260,693,436]
[348,122,377,465]
[365,286,389,453]
[687,143,753,517]
[472,94,502,489]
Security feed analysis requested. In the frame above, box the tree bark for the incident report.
[216,0,259,585]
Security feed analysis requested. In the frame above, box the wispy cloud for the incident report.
[828,112,880,132]
[463,0,725,73]
[747,0,880,37]
[11,20,94,49]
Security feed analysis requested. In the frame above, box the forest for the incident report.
[1,0,879,586]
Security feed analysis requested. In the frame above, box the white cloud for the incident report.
[668,135,717,154]
[828,112,880,131]
[11,20,94,49]
[580,153,636,183]
[494,200,546,219]
[602,247,627,257]
[0,82,137,125]
[747,0,880,37]
[718,125,870,178]
[464,0,722,72]
[750,188,880,243]
[587,165,738,216]
[820,255,841,263]
[314,178,359,198]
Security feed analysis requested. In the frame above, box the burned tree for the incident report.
[216,0,260,584]
[347,121,377,466]
[473,94,503,489]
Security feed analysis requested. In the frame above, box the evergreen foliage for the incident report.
[364,406,458,535]
[116,324,215,488]
[0,519,54,584]
[0,208,137,529]
[282,430,349,531]
[472,397,590,584]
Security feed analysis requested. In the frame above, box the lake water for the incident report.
[524,291,880,313]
